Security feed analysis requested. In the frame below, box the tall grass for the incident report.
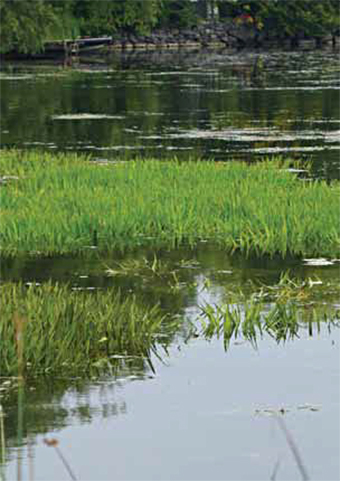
[0,282,170,377]
[1,150,339,256]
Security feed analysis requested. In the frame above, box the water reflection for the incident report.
[1,49,339,179]
[1,247,339,438]
[1,313,339,480]
[1,245,339,300]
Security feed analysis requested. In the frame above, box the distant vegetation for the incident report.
[1,150,339,257]
[0,0,339,53]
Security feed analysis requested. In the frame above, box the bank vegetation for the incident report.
[1,0,339,54]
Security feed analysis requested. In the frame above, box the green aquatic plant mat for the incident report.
[0,150,339,256]
[0,282,173,377]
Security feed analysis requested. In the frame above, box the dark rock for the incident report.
[105,21,338,52]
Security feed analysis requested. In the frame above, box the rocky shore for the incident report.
[2,20,338,61]
[109,21,338,51]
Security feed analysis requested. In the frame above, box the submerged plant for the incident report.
[105,254,172,277]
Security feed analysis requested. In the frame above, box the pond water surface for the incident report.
[1,48,340,178]
[0,48,340,480]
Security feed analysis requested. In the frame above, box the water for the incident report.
[1,48,340,480]
[1,48,340,179]
[1,247,340,480]
[3,331,340,480]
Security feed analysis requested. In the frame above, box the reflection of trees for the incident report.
[1,374,129,461]
[3,378,72,444]
[1,52,339,176]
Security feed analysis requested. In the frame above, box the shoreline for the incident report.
[2,21,339,61]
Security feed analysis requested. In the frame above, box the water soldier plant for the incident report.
[0,150,339,257]
[0,282,175,377]
[198,272,340,350]
[1,273,338,378]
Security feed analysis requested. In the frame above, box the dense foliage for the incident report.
[1,0,339,53]
[218,0,340,41]
[0,0,59,53]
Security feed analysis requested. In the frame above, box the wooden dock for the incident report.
[2,37,113,60]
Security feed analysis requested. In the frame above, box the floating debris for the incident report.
[255,406,290,416]
[71,286,97,291]
[308,279,323,287]
[0,175,20,186]
[297,404,321,412]
[255,403,322,415]
[51,113,125,120]
[286,168,308,173]
[303,258,334,266]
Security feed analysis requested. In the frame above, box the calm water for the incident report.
[1,48,340,178]
[1,247,340,480]
[1,48,340,480]
[2,331,340,480]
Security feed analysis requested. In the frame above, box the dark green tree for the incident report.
[158,0,198,28]
[0,0,61,53]
[216,0,340,40]
[73,0,162,36]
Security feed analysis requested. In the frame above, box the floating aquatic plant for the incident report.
[0,150,339,257]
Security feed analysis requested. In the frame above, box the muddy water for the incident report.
[1,48,340,480]
[1,48,340,179]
